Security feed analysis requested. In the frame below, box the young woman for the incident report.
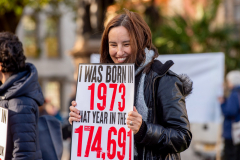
[0,32,44,160]
[69,10,192,160]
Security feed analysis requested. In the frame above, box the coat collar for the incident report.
[151,60,174,76]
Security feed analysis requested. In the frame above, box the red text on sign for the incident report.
[74,125,132,159]
[88,83,126,112]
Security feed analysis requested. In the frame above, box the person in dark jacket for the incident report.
[0,32,44,160]
[219,70,240,160]
[69,10,192,160]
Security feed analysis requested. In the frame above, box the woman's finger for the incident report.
[128,111,141,117]
[126,118,142,127]
[69,111,81,119]
[126,120,133,126]
[69,117,81,125]
[133,106,138,113]
[126,119,142,127]
[127,112,142,121]
[70,106,79,114]
[127,124,141,134]
[127,115,142,123]
[71,101,77,106]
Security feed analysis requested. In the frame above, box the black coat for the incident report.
[0,63,44,160]
[134,60,192,160]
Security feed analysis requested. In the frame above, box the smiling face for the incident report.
[108,26,132,64]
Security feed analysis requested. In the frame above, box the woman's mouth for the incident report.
[117,57,127,63]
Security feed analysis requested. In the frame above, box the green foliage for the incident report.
[149,0,240,72]
[0,0,77,33]
[0,0,57,16]
[0,0,77,17]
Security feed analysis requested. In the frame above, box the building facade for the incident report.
[16,5,76,116]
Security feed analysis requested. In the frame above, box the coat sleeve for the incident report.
[8,99,37,160]
[137,75,192,153]
[221,91,239,118]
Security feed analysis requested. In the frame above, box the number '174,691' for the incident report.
[75,125,132,160]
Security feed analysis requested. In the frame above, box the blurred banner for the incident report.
[90,53,225,123]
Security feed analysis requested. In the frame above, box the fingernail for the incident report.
[78,115,81,118]
[77,110,80,114]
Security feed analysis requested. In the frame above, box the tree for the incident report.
[0,0,75,33]
[151,0,240,72]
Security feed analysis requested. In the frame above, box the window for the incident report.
[45,16,60,58]
[22,15,38,58]
[234,5,240,22]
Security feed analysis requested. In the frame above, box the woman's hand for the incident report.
[69,101,81,125]
[126,106,142,134]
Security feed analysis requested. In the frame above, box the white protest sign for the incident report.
[0,107,8,160]
[71,64,135,160]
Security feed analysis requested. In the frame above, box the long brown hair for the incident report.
[100,9,158,71]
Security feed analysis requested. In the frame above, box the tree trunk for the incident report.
[0,11,22,33]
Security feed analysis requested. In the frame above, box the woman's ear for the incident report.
[0,63,2,71]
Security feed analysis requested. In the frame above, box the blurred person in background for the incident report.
[0,32,44,159]
[62,82,76,140]
[219,70,240,160]
[62,93,75,140]
[45,100,63,122]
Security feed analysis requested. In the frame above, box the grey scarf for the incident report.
[134,48,155,157]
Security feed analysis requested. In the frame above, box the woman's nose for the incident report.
[117,47,124,56]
